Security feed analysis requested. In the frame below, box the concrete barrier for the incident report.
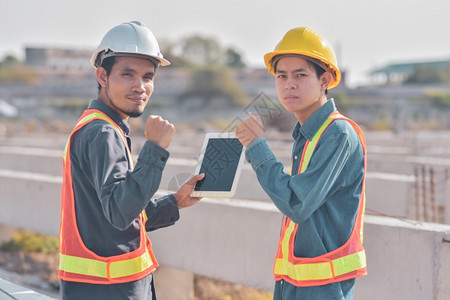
[356,216,450,300]
[0,278,54,299]
[365,172,415,218]
[2,168,450,299]
[0,170,61,237]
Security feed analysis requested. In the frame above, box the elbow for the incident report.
[283,208,309,224]
[109,215,134,231]
[277,200,312,224]
[103,205,135,231]
[287,214,309,224]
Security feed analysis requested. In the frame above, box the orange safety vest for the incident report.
[58,109,159,284]
[273,112,367,287]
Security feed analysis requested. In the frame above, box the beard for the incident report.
[127,111,144,118]
[109,100,144,118]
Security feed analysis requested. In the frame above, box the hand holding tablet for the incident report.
[190,132,246,198]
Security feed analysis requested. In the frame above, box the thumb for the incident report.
[193,173,205,182]
[184,173,205,187]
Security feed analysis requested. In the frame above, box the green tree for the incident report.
[179,66,247,106]
[0,55,19,67]
[0,54,37,84]
[425,89,450,108]
[164,34,246,69]
[165,35,248,108]
[158,39,190,67]
[224,47,246,69]
[181,35,223,66]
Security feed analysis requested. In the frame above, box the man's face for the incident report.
[275,56,328,122]
[97,56,155,120]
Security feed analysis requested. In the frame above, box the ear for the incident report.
[96,67,108,89]
[320,72,332,91]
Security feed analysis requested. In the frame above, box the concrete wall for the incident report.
[356,216,450,300]
[365,172,415,218]
[1,170,450,299]
[0,170,61,237]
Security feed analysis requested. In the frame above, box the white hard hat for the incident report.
[90,21,170,69]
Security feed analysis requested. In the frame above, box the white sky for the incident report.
[0,0,448,87]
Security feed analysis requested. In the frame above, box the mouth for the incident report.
[128,95,147,103]
[283,95,298,102]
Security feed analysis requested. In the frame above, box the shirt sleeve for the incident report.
[77,121,177,230]
[144,194,180,231]
[245,127,355,224]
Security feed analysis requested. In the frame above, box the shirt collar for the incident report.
[292,99,337,141]
[88,99,131,135]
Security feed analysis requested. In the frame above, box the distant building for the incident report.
[25,47,92,69]
[24,47,95,84]
[369,58,450,85]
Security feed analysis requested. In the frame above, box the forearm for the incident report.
[145,194,180,231]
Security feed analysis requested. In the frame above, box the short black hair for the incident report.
[97,56,116,92]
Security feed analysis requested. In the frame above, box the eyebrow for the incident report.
[120,67,155,76]
[276,68,308,74]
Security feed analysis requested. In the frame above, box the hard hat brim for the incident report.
[90,48,171,69]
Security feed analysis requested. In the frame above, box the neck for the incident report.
[295,96,328,126]
[97,90,129,121]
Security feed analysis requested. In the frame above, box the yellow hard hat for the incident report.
[264,27,341,89]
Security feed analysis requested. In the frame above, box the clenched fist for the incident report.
[144,115,176,149]
[235,113,264,147]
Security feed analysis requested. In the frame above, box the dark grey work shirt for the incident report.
[60,100,180,300]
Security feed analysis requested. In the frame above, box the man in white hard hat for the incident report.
[236,27,367,299]
[58,21,204,299]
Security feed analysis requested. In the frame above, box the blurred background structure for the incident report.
[1,1,450,298]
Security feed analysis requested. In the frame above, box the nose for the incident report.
[132,79,146,93]
[284,76,297,90]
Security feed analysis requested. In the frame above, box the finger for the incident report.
[183,173,205,188]
[249,114,262,125]
[235,125,246,135]
[191,173,205,183]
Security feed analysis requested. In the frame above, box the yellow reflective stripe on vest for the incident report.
[63,112,133,169]
[300,114,338,173]
[59,254,107,278]
[332,250,366,276]
[280,220,296,259]
[59,249,153,279]
[109,250,153,278]
[64,112,113,162]
[274,250,366,281]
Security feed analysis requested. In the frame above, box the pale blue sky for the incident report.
[0,0,448,87]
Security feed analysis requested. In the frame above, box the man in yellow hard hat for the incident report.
[58,21,204,299]
[236,27,367,299]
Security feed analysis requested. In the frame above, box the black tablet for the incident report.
[191,132,245,198]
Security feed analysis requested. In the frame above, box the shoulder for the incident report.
[325,118,360,138]
[319,118,363,150]
[78,119,121,139]
[71,119,125,153]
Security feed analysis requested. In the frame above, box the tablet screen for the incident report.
[192,133,245,197]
